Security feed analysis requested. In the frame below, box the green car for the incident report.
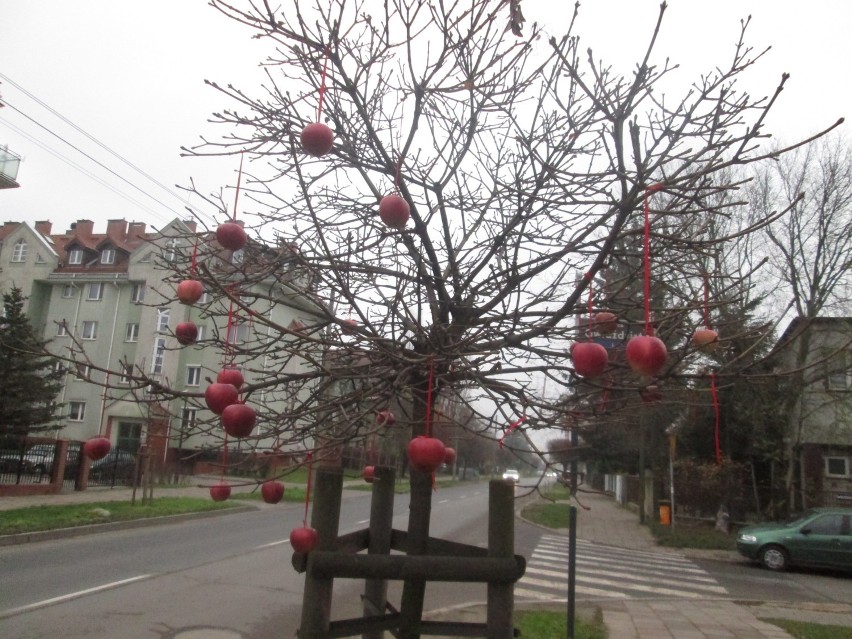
[736,507,852,571]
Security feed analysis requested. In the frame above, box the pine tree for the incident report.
[0,287,63,439]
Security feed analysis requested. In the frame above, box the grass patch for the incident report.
[0,497,238,535]
[542,483,572,500]
[522,501,571,529]
[516,609,607,639]
[649,521,736,550]
[762,618,852,639]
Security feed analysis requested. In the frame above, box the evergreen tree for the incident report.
[0,287,63,439]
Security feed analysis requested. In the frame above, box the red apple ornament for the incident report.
[175,321,198,346]
[379,194,410,229]
[261,480,285,504]
[571,342,609,378]
[594,311,618,335]
[443,447,457,465]
[221,402,257,438]
[692,328,719,353]
[176,279,204,305]
[210,483,231,502]
[205,383,240,415]
[626,335,668,377]
[341,319,358,335]
[363,465,376,483]
[83,436,111,461]
[300,123,334,157]
[376,410,396,427]
[408,436,446,474]
[290,526,319,553]
[216,222,247,251]
[217,367,244,390]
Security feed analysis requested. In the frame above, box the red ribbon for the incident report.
[710,373,721,465]
[303,452,313,526]
[643,184,664,336]
[499,416,528,448]
[232,152,244,223]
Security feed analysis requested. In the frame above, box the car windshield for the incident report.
[784,510,818,527]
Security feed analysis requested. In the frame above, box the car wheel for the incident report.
[759,544,789,571]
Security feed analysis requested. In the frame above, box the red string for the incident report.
[303,452,313,526]
[317,52,329,120]
[499,416,528,448]
[225,298,236,367]
[642,184,664,336]
[586,275,594,340]
[702,272,712,329]
[710,373,721,465]
[221,433,228,480]
[232,152,244,223]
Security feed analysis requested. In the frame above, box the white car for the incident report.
[502,469,520,483]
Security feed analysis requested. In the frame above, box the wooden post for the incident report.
[298,468,344,639]
[486,479,514,639]
[398,469,432,639]
[363,466,395,639]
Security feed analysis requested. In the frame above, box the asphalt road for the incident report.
[0,481,515,638]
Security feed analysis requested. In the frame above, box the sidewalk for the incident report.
[3,482,852,637]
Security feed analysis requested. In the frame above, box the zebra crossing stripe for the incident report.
[523,564,728,595]
[527,558,721,586]
[515,582,628,600]
[530,552,716,579]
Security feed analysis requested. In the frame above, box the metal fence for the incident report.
[0,439,83,488]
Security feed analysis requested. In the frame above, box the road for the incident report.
[0,481,516,639]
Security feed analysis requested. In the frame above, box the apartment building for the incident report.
[0,217,324,467]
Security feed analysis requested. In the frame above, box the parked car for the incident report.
[736,507,852,571]
[502,469,520,483]
[0,444,58,475]
[89,450,138,481]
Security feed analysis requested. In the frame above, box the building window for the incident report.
[163,240,179,262]
[11,239,27,262]
[69,401,86,421]
[75,364,91,380]
[131,284,145,303]
[825,457,850,478]
[36,253,45,263]
[181,407,198,431]
[227,323,250,345]
[68,249,83,265]
[199,291,210,304]
[195,325,206,341]
[125,323,139,343]
[157,308,170,333]
[151,337,166,374]
[118,363,132,384]
[232,249,244,265]
[57,320,69,337]
[87,282,104,301]
[186,366,202,386]
[100,249,115,264]
[82,320,98,340]
[61,284,75,298]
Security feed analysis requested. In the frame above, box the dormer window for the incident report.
[68,249,83,265]
[11,239,27,263]
[100,249,115,264]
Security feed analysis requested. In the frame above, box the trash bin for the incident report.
[658,500,671,526]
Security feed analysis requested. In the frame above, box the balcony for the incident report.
[0,145,21,189]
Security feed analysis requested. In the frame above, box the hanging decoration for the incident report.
[290,452,319,553]
[571,273,609,379]
[216,152,248,252]
[177,239,204,305]
[378,156,411,229]
[498,415,528,448]
[210,432,231,502]
[626,184,668,377]
[300,50,334,157]
[261,479,285,504]
[407,361,446,474]
[692,272,720,352]
[175,321,199,346]
[83,436,111,461]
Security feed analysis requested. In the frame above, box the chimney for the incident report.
[71,219,94,238]
[34,220,52,236]
[127,222,147,241]
[106,219,128,240]
[183,219,197,233]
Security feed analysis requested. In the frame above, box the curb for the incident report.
[0,503,257,547]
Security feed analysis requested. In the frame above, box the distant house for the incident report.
[0,218,325,472]
[774,317,852,507]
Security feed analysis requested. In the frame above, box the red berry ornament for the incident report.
[221,402,257,438]
[691,328,719,353]
[341,319,358,335]
[217,367,244,390]
[593,311,618,335]
[176,279,204,305]
[571,342,609,378]
[210,483,231,502]
[83,436,111,461]
[407,436,446,474]
[175,321,198,346]
[216,222,247,251]
[290,526,319,553]
[376,410,396,427]
[379,195,410,229]
[205,383,240,415]
[626,335,668,377]
[363,465,376,483]
[443,447,456,465]
[261,480,285,504]
[300,123,334,157]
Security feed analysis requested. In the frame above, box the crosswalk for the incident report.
[516,534,728,601]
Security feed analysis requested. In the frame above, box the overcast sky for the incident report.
[1,1,848,238]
